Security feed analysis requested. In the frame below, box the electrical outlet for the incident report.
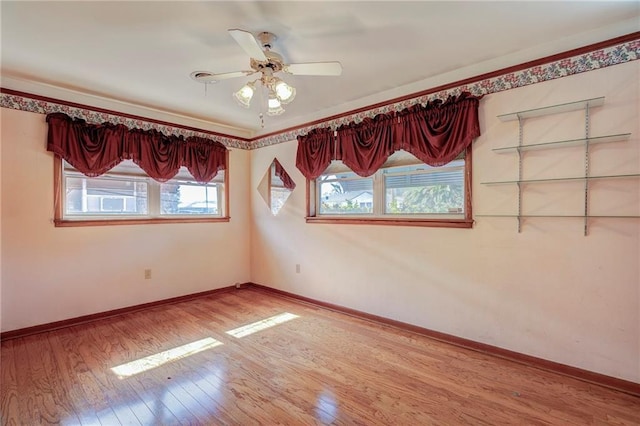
[144,269,152,279]
[295,264,300,273]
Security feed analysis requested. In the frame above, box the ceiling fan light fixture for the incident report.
[273,79,296,104]
[193,29,341,120]
[233,82,255,108]
[267,91,285,116]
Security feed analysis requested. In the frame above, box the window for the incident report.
[308,148,472,228]
[55,158,228,226]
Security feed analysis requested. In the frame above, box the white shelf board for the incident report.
[476,214,640,218]
[481,173,640,185]
[493,133,631,153]
[497,97,605,122]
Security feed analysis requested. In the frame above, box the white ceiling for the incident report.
[1,1,638,138]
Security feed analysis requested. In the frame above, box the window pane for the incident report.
[318,173,373,215]
[65,176,148,215]
[61,163,227,221]
[384,162,465,215]
[161,182,220,215]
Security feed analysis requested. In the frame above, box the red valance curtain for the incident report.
[273,158,296,190]
[394,92,481,167]
[46,113,227,183]
[295,127,336,180]
[295,92,481,179]
[182,136,227,183]
[336,113,398,177]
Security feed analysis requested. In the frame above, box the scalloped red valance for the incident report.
[296,92,482,179]
[295,127,337,180]
[46,113,227,183]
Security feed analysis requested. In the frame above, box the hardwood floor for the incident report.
[2,288,639,425]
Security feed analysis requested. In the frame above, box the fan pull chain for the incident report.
[258,83,266,128]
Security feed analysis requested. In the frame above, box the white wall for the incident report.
[250,61,640,383]
[0,108,251,332]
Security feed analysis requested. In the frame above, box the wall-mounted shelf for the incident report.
[497,97,605,122]
[482,173,640,185]
[476,214,640,218]
[493,133,631,153]
[481,96,638,235]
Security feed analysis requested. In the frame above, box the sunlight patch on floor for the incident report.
[226,312,299,338]
[111,337,223,378]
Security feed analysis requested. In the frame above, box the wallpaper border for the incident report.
[1,37,638,150]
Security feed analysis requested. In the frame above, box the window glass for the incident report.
[65,175,148,216]
[312,151,468,223]
[318,172,374,215]
[384,160,464,215]
[61,160,225,221]
[160,182,221,215]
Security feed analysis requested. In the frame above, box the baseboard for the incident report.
[0,285,238,341]
[246,282,640,398]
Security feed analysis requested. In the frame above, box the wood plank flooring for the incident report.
[1,287,639,425]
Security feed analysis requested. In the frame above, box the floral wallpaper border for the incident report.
[1,39,638,150]
[0,94,254,150]
[251,38,639,148]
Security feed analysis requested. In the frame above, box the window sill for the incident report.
[54,217,231,227]
[305,217,473,228]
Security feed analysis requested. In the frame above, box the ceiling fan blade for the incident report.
[228,29,267,61]
[285,62,342,76]
[190,71,249,83]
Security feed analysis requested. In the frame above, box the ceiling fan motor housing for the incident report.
[250,49,284,74]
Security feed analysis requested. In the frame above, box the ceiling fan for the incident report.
[190,29,342,117]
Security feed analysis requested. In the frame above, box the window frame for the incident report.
[53,154,230,227]
[305,146,473,228]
